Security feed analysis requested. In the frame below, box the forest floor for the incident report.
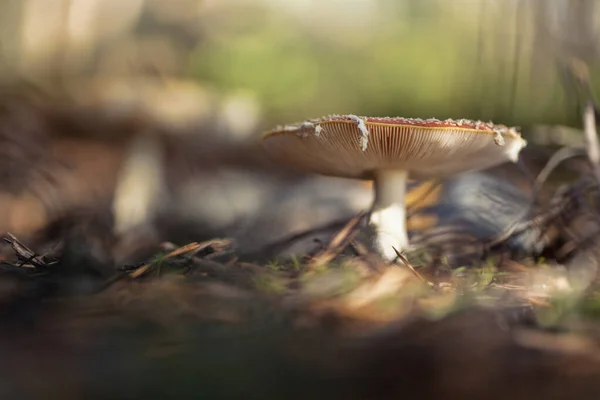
[1,207,600,400]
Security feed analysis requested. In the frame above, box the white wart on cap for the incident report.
[261,114,527,261]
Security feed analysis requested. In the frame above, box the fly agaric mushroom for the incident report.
[261,115,527,261]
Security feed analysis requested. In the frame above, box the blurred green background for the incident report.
[0,0,598,133]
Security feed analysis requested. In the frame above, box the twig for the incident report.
[129,241,202,279]
[128,238,235,279]
[189,238,235,259]
[392,246,432,286]
[527,297,552,308]
[3,232,48,269]
[306,211,365,270]
[240,216,354,260]
[350,239,370,257]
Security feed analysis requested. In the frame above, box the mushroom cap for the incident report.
[261,115,527,180]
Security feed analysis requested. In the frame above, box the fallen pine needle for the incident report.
[130,242,202,279]
[306,211,365,270]
[393,246,433,287]
[527,297,552,307]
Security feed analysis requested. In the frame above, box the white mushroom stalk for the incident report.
[369,169,409,261]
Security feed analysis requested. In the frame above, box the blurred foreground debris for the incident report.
[2,217,600,398]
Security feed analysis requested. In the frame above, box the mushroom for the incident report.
[261,115,527,261]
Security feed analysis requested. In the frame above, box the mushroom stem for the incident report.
[369,169,409,261]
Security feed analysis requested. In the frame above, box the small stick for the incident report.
[306,211,365,269]
[3,232,47,269]
[129,238,235,279]
[129,241,202,279]
[350,239,369,257]
[527,297,552,308]
[392,246,432,286]
[241,217,351,260]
